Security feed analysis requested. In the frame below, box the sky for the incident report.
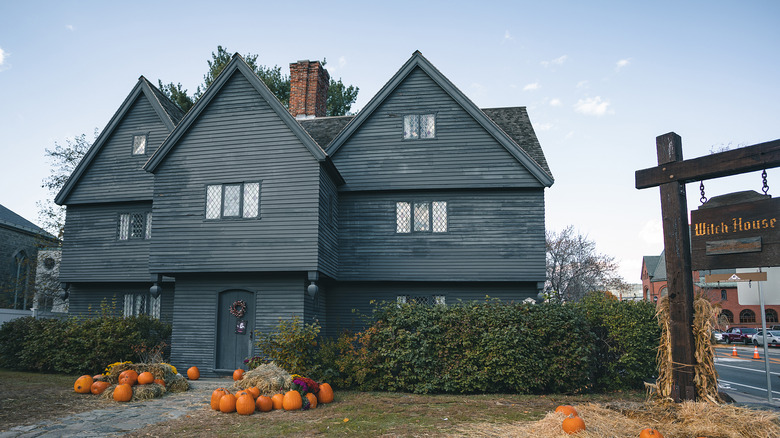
[1,1,778,283]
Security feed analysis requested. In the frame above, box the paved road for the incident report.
[715,344,780,402]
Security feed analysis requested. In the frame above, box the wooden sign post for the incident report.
[636,134,780,402]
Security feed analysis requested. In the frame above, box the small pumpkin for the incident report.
[562,415,586,434]
[187,366,200,380]
[305,392,318,409]
[317,382,334,404]
[118,370,138,386]
[219,393,237,413]
[555,405,578,417]
[211,388,229,411]
[153,378,166,386]
[90,381,110,395]
[137,371,154,385]
[236,394,255,415]
[256,395,273,412]
[271,393,285,410]
[113,383,133,402]
[92,374,104,381]
[74,375,93,394]
[640,429,664,438]
[283,390,303,410]
[246,386,260,399]
[233,369,244,381]
[235,390,250,398]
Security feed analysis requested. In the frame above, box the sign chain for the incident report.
[699,181,707,204]
[762,169,770,196]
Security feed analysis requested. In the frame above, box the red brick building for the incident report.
[641,251,779,329]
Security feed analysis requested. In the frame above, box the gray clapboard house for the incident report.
[56,51,553,375]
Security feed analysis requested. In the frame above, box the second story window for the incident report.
[403,114,435,139]
[396,201,447,233]
[206,182,260,220]
[132,134,147,155]
[118,212,152,240]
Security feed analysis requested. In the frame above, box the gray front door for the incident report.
[217,290,254,370]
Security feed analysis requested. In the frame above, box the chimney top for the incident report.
[289,60,330,119]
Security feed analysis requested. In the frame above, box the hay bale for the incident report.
[99,382,166,402]
[451,402,780,438]
[166,373,189,393]
[232,362,291,394]
[105,362,178,385]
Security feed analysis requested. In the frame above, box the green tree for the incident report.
[158,45,358,116]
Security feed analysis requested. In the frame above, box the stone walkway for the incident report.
[0,377,230,438]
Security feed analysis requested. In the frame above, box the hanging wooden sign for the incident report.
[691,195,779,270]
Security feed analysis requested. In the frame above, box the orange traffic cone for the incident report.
[732,345,738,357]
[754,345,760,359]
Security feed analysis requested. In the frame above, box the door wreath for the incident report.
[229,300,247,318]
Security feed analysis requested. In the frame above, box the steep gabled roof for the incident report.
[326,51,554,187]
[642,255,661,280]
[145,54,339,178]
[0,203,55,239]
[55,77,184,205]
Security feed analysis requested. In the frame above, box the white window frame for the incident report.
[396,201,447,234]
[403,114,436,140]
[118,212,152,241]
[205,182,261,220]
[132,134,148,155]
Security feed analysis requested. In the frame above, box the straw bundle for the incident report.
[450,402,780,438]
[100,382,166,402]
[232,362,292,394]
[102,362,189,398]
[105,362,178,385]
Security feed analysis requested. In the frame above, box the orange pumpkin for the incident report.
[246,386,260,399]
[187,366,200,380]
[271,393,285,410]
[153,378,166,386]
[219,393,237,413]
[562,415,586,434]
[74,375,93,394]
[118,370,138,386]
[233,369,244,381]
[640,429,664,438]
[256,395,273,412]
[113,383,133,402]
[235,390,250,398]
[555,405,578,417]
[211,388,229,410]
[306,392,318,409]
[137,372,154,385]
[236,394,255,415]
[90,381,110,395]
[92,374,104,381]
[283,390,303,410]
[317,382,334,404]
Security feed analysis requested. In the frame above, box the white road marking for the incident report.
[718,379,780,396]
[715,362,780,376]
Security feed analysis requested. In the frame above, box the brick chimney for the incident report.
[289,60,330,119]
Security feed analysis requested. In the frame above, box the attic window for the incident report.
[396,201,447,233]
[403,114,435,139]
[206,182,261,220]
[132,134,147,155]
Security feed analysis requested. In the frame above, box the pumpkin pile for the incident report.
[556,405,586,435]
[73,361,189,402]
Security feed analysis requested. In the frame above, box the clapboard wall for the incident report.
[67,281,174,324]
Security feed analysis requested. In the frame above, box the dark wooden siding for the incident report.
[317,168,339,278]
[60,202,151,282]
[67,282,173,324]
[65,94,170,204]
[169,273,305,376]
[332,66,544,191]
[323,281,539,338]
[149,72,322,273]
[337,189,546,281]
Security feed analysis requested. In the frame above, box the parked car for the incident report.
[753,330,780,347]
[723,327,758,344]
[713,330,724,343]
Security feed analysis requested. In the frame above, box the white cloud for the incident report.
[574,96,611,116]
[66,24,75,31]
[564,131,575,140]
[549,98,562,107]
[616,58,630,70]
[576,80,589,89]
[541,55,567,67]
[523,82,539,91]
[0,47,8,72]
[536,122,553,131]
[638,220,664,246]
[338,56,346,68]
[504,30,513,41]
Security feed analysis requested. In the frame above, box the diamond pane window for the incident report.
[434,295,446,306]
[206,185,221,219]
[432,201,447,232]
[118,214,130,240]
[132,135,147,155]
[414,202,430,232]
[403,115,419,139]
[420,114,435,138]
[223,185,241,217]
[145,212,153,239]
[130,213,145,238]
[396,202,411,233]
[243,182,260,218]
[118,211,151,240]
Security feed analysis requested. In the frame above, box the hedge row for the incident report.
[0,313,170,375]
[297,293,659,394]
